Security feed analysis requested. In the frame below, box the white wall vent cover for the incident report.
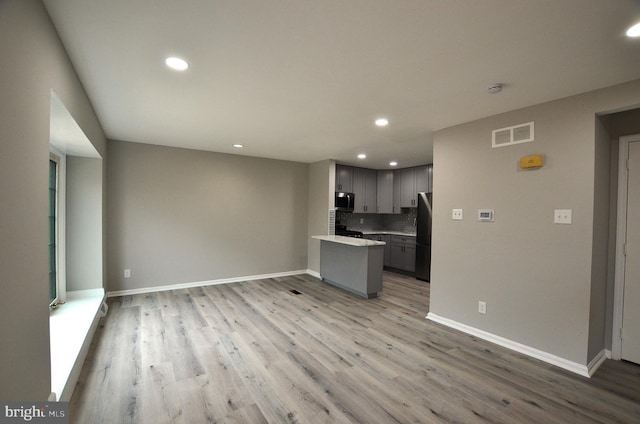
[492,122,534,148]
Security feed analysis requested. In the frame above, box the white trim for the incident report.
[49,146,67,304]
[50,289,105,401]
[107,270,311,297]
[586,349,608,377]
[426,313,605,377]
[613,133,640,360]
[306,269,321,279]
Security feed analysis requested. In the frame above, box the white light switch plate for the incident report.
[554,209,572,224]
[452,209,463,220]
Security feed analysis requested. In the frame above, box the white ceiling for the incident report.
[43,0,640,169]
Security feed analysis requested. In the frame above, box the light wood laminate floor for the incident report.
[70,272,640,423]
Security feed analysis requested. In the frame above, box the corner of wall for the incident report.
[307,160,334,273]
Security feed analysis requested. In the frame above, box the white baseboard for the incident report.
[306,269,321,279]
[426,312,606,378]
[107,270,310,297]
[586,349,608,377]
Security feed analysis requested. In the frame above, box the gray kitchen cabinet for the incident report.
[363,168,377,213]
[395,165,432,209]
[415,165,429,193]
[399,167,417,208]
[364,234,391,266]
[336,165,353,192]
[376,170,394,214]
[389,235,416,272]
[340,164,431,212]
[353,167,377,213]
[403,244,416,272]
[393,169,402,213]
[382,235,391,266]
[389,244,405,269]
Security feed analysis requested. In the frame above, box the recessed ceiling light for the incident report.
[357,153,367,159]
[232,144,244,148]
[627,22,640,38]
[165,57,189,71]
[389,161,398,166]
[375,118,389,127]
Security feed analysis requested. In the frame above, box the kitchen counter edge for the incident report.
[312,235,385,247]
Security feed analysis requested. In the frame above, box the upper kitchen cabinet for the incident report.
[336,163,431,213]
[376,170,394,214]
[353,167,377,213]
[395,165,432,208]
[398,167,417,207]
[336,165,353,192]
[393,169,402,213]
[415,165,429,193]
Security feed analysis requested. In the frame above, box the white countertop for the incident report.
[312,235,385,247]
[362,231,416,237]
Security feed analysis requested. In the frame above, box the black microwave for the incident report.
[335,192,355,212]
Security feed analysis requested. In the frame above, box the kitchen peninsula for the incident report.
[312,235,385,298]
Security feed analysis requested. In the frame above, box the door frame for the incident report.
[613,133,640,360]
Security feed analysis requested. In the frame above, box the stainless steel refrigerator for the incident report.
[415,192,432,281]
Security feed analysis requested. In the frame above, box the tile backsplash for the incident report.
[337,209,417,234]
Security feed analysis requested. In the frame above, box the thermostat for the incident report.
[477,209,494,221]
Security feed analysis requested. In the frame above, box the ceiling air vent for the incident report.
[492,122,534,148]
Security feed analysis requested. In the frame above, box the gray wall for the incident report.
[307,160,335,273]
[66,157,103,291]
[588,115,610,361]
[430,79,640,366]
[603,108,640,349]
[106,141,309,292]
[0,0,106,400]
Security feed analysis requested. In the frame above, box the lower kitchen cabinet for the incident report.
[364,234,391,266]
[389,235,416,272]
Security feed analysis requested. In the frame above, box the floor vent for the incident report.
[290,289,302,295]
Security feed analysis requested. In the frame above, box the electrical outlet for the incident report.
[360,218,364,224]
[554,209,572,224]
[478,301,487,314]
[452,209,463,220]
[124,269,131,278]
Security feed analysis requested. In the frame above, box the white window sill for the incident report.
[50,288,105,401]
